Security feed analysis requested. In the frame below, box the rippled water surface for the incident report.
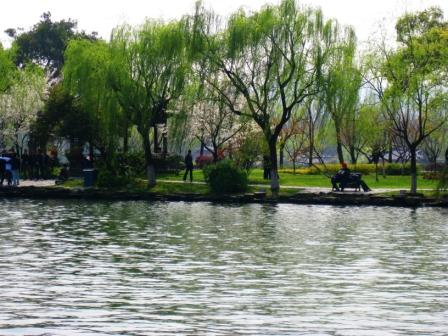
[0,199,447,335]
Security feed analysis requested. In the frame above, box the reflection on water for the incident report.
[0,199,447,335]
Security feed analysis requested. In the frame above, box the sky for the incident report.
[1,0,447,47]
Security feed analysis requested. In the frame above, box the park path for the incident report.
[10,179,426,194]
[9,179,57,188]
[158,179,415,194]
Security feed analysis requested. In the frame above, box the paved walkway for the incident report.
[5,179,56,188]
[158,179,412,194]
[9,179,423,195]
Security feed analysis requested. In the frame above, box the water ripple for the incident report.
[0,199,447,335]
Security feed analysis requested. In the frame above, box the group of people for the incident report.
[0,149,56,187]
[0,152,20,186]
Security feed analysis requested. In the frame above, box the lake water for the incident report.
[0,199,447,335]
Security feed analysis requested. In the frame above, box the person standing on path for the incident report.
[0,153,6,186]
[183,150,194,182]
[10,153,20,186]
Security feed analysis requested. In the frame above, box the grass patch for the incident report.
[158,168,438,189]
[60,169,440,197]
[150,181,210,195]
[60,178,83,188]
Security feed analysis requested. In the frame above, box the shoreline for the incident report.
[1,185,447,208]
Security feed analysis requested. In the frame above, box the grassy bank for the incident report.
[159,168,438,190]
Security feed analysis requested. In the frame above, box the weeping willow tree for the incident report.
[323,25,361,164]
[193,0,334,191]
[109,19,190,187]
[63,39,124,164]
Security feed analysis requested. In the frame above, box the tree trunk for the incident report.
[336,141,344,164]
[308,145,313,167]
[388,143,393,163]
[200,141,204,156]
[375,162,378,182]
[123,126,129,154]
[212,145,219,163]
[153,126,159,153]
[307,107,314,167]
[268,140,279,192]
[349,146,357,164]
[410,146,417,194]
[335,123,344,164]
[147,164,156,187]
[162,130,168,155]
[141,128,156,188]
[279,143,284,169]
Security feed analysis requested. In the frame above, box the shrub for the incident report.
[96,169,132,189]
[233,134,265,175]
[153,154,184,173]
[203,160,248,194]
[437,167,448,191]
[115,152,146,177]
[279,162,419,176]
[195,155,214,168]
[280,163,374,175]
[423,162,446,172]
[385,163,418,175]
[422,171,441,180]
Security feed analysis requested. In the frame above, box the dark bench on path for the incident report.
[332,173,362,191]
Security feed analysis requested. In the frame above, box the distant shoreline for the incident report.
[1,186,447,208]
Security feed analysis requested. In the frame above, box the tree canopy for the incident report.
[6,12,97,80]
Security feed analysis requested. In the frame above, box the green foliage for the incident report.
[366,7,448,193]
[111,152,184,176]
[282,163,418,176]
[8,12,97,79]
[384,163,419,175]
[437,167,448,191]
[422,171,441,180]
[109,18,191,187]
[30,83,93,148]
[0,45,15,93]
[153,155,184,173]
[323,24,361,163]
[63,39,123,158]
[111,152,146,177]
[233,131,266,175]
[194,0,333,192]
[203,160,248,194]
[96,169,132,189]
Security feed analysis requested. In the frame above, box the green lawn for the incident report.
[159,168,438,190]
[62,168,439,194]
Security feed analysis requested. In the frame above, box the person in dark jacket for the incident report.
[331,162,351,191]
[21,150,30,180]
[3,155,12,186]
[10,153,20,186]
[183,150,194,182]
[0,155,6,186]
